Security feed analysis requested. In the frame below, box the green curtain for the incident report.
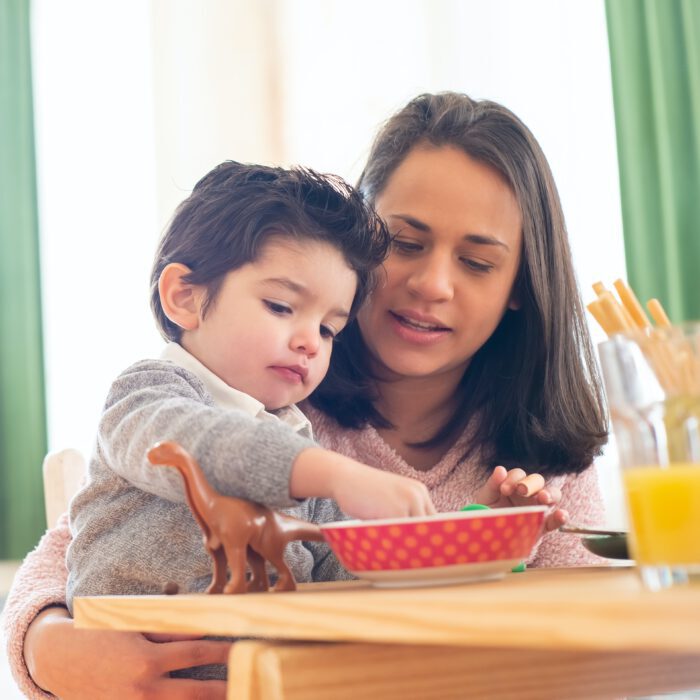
[0,0,48,558]
[606,0,700,322]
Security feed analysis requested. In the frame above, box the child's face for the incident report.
[182,237,357,410]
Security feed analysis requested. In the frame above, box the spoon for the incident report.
[559,525,627,537]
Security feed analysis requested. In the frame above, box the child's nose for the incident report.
[290,326,320,356]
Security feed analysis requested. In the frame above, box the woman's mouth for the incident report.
[388,310,452,344]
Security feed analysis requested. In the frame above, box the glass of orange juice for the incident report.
[599,324,700,591]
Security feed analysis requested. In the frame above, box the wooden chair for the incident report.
[42,448,85,527]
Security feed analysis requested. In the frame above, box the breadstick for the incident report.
[600,290,636,330]
[647,298,671,327]
[515,473,545,498]
[592,281,607,297]
[599,292,633,334]
[613,278,651,328]
[587,299,616,336]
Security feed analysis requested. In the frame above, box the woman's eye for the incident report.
[320,325,336,340]
[263,300,292,315]
[461,259,494,273]
[391,238,423,254]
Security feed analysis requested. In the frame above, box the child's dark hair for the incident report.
[150,161,390,342]
[310,92,607,477]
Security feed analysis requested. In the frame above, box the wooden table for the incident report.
[74,566,700,699]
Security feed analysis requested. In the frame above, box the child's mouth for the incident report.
[269,365,307,383]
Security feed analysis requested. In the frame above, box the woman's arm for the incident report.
[22,607,230,699]
[2,513,230,699]
[2,514,71,698]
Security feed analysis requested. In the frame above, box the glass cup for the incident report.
[598,323,700,591]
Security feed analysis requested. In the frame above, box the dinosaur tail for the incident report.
[279,515,325,542]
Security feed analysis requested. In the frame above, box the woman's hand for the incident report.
[24,607,231,699]
[472,466,568,532]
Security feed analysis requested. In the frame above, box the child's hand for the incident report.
[290,447,436,520]
[472,466,568,532]
[333,466,437,521]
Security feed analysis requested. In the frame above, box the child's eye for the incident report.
[391,238,423,254]
[320,325,336,340]
[461,258,494,274]
[263,300,292,315]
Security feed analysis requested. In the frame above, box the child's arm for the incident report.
[99,361,320,508]
[98,361,434,519]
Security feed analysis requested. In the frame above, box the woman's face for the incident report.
[358,145,522,383]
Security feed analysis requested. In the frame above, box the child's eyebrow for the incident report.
[263,277,350,319]
[264,277,306,295]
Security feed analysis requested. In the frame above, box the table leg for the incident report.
[228,641,700,700]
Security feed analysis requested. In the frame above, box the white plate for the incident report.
[348,559,522,589]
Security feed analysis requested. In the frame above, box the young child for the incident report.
[65,161,436,611]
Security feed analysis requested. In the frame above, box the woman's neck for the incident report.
[373,371,463,471]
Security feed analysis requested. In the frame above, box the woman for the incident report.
[3,92,607,699]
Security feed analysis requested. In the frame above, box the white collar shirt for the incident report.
[160,342,313,439]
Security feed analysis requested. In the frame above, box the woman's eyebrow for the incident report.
[391,214,510,251]
[392,213,431,232]
[463,233,510,251]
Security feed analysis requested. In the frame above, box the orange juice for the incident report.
[623,464,700,564]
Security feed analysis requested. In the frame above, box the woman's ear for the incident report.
[158,263,203,331]
[507,279,522,311]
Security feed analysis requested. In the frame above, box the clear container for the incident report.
[598,323,700,590]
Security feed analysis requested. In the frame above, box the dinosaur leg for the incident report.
[246,547,269,593]
[222,541,249,594]
[206,546,228,594]
[268,548,296,592]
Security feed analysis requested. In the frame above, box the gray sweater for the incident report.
[66,357,350,613]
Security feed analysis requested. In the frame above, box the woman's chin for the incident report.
[372,357,460,382]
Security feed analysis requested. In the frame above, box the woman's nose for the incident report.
[406,253,454,302]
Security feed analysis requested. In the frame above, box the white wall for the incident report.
[32,0,626,523]
[32,0,162,460]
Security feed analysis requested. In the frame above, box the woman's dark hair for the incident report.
[150,160,390,342]
[310,92,607,477]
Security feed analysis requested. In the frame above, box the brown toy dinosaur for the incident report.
[147,440,325,594]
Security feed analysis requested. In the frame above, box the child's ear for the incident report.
[159,263,203,331]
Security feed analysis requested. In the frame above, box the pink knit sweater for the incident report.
[2,407,606,698]
[304,405,607,569]
[2,512,71,699]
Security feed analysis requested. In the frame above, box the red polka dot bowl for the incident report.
[320,506,548,588]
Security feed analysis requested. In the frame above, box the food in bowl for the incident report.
[320,505,547,588]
